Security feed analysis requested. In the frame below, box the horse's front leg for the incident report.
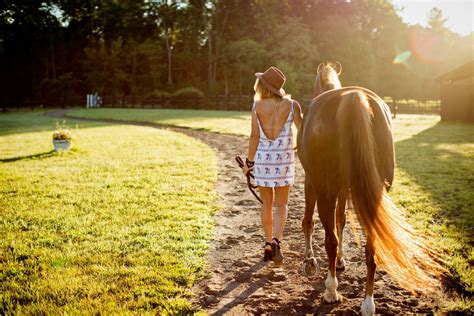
[336,190,347,270]
[318,193,340,303]
[301,176,318,276]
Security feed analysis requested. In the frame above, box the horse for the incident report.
[297,62,442,315]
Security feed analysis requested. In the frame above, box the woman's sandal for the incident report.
[264,242,273,262]
[272,237,283,264]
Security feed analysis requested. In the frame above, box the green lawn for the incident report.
[0,112,217,314]
[2,109,473,312]
[68,108,473,310]
[70,109,439,142]
[391,120,474,309]
[69,108,252,136]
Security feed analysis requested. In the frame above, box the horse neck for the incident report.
[326,82,338,90]
[314,72,342,97]
[326,76,342,90]
[324,67,342,89]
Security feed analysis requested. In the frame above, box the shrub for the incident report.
[52,122,72,141]
[147,89,171,98]
[173,87,205,98]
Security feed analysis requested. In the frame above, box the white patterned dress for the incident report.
[253,101,295,188]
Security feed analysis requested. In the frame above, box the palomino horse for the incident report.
[297,62,441,315]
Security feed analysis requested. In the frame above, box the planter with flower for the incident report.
[52,123,73,151]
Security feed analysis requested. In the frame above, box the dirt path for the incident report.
[46,111,444,315]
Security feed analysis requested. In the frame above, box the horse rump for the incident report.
[336,89,444,293]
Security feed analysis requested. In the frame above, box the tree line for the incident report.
[0,0,472,107]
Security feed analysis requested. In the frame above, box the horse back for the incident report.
[298,86,395,190]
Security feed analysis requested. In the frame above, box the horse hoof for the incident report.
[323,290,341,303]
[301,257,318,277]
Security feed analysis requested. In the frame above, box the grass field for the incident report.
[69,108,252,136]
[0,112,217,314]
[391,120,474,309]
[69,108,473,310]
[2,109,473,312]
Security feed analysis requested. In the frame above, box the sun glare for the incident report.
[391,0,473,36]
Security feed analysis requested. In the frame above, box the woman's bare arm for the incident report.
[293,100,303,131]
[243,108,260,175]
[247,109,260,161]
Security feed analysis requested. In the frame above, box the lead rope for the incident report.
[235,156,263,204]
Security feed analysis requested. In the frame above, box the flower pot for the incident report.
[53,139,71,152]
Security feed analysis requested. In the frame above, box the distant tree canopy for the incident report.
[0,0,472,106]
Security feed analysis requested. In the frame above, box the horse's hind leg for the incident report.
[301,177,319,276]
[361,237,376,315]
[336,191,347,270]
[302,176,316,260]
[318,192,340,303]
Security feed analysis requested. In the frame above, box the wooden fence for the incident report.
[100,95,440,115]
[2,94,440,115]
[101,95,255,111]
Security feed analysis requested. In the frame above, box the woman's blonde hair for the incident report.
[253,79,286,102]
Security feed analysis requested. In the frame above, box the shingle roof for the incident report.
[437,61,474,81]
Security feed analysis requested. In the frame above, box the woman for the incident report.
[242,66,302,264]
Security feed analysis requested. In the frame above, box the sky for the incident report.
[391,0,473,36]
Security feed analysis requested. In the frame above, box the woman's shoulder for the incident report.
[284,96,299,104]
[255,97,293,106]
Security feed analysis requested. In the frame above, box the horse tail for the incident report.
[336,90,442,293]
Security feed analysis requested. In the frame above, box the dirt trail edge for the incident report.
[46,110,444,315]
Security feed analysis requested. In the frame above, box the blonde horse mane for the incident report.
[321,63,342,90]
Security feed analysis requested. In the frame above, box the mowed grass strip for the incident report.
[391,119,474,310]
[0,112,217,314]
[68,108,473,309]
[69,108,251,136]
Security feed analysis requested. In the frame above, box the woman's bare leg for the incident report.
[273,185,290,240]
[259,187,274,246]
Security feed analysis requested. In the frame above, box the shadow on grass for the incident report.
[394,121,473,294]
[0,150,56,163]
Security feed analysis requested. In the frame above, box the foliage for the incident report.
[222,39,265,95]
[82,38,126,96]
[1,1,473,103]
[0,111,218,313]
[52,122,72,141]
[275,62,301,97]
[147,89,171,98]
[172,87,205,98]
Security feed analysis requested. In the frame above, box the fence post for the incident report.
[393,98,397,118]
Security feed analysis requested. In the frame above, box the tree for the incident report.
[265,17,319,95]
[2,0,473,107]
[222,39,264,95]
[147,2,182,88]
[0,1,63,103]
[82,37,126,96]
[427,7,448,33]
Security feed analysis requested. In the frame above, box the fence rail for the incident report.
[100,95,255,111]
[1,95,440,115]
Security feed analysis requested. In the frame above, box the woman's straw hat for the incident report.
[255,66,286,97]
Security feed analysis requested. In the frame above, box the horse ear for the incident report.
[317,63,325,74]
[335,62,342,75]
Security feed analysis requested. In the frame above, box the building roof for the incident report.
[437,61,474,82]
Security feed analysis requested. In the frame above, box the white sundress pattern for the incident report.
[253,100,295,188]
